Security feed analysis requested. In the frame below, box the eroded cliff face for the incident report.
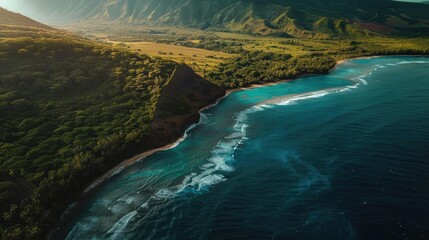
[148,65,226,146]
[45,65,225,240]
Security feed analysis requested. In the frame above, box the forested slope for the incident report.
[8,0,429,37]
[0,22,224,239]
[0,4,428,239]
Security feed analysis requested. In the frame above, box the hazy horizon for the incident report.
[1,0,428,25]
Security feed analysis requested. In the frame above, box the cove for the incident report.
[59,56,429,240]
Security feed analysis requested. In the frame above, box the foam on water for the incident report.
[83,112,214,196]
[273,78,367,106]
[66,217,100,240]
[105,211,138,239]
[150,113,212,153]
[134,104,279,207]
[65,104,272,240]
[139,106,264,203]
[199,112,210,124]
[397,60,429,65]
[61,56,429,240]
[356,77,368,86]
[276,90,333,106]
[65,112,219,239]
[65,58,385,239]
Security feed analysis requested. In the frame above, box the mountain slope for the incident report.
[0,7,51,29]
[8,0,429,37]
[0,9,225,239]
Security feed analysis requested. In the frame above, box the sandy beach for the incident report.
[84,90,230,194]
[83,56,374,195]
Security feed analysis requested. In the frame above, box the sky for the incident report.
[0,0,23,12]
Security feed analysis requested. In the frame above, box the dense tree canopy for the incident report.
[0,22,428,240]
[0,33,177,239]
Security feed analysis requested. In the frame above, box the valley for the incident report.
[74,23,429,87]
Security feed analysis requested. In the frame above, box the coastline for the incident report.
[81,55,397,195]
[84,90,230,194]
[57,54,429,239]
[83,77,302,194]
[224,55,382,95]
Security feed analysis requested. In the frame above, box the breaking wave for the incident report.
[140,104,274,205]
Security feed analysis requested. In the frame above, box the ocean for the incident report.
[60,56,429,240]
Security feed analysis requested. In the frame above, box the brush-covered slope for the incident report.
[0,7,51,29]
[0,17,224,240]
[10,0,429,37]
[0,27,172,238]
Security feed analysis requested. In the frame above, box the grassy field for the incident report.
[1,21,428,239]
[65,23,429,88]
[75,24,429,67]
[214,31,429,57]
[110,41,235,75]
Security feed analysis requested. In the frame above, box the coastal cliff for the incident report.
[49,64,226,239]
[82,65,227,193]
[148,64,226,146]
[0,19,226,237]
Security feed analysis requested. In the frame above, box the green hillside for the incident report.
[10,0,429,37]
[0,3,428,239]
[0,7,230,236]
[0,28,176,239]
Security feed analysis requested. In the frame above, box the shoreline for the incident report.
[82,56,359,194]
[83,76,301,194]
[81,54,415,195]
[84,90,230,194]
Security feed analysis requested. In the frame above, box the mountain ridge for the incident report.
[0,7,52,29]
[7,0,429,37]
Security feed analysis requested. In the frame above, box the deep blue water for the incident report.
[62,56,429,240]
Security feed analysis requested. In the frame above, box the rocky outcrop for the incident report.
[148,64,226,146]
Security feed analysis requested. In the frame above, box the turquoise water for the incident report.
[61,56,429,240]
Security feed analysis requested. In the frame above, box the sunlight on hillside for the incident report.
[0,1,428,239]
[0,0,21,11]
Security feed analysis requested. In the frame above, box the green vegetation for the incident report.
[87,25,429,88]
[10,0,429,38]
[1,2,429,239]
[0,26,177,239]
[206,53,335,88]
[111,40,235,76]
[203,36,429,87]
